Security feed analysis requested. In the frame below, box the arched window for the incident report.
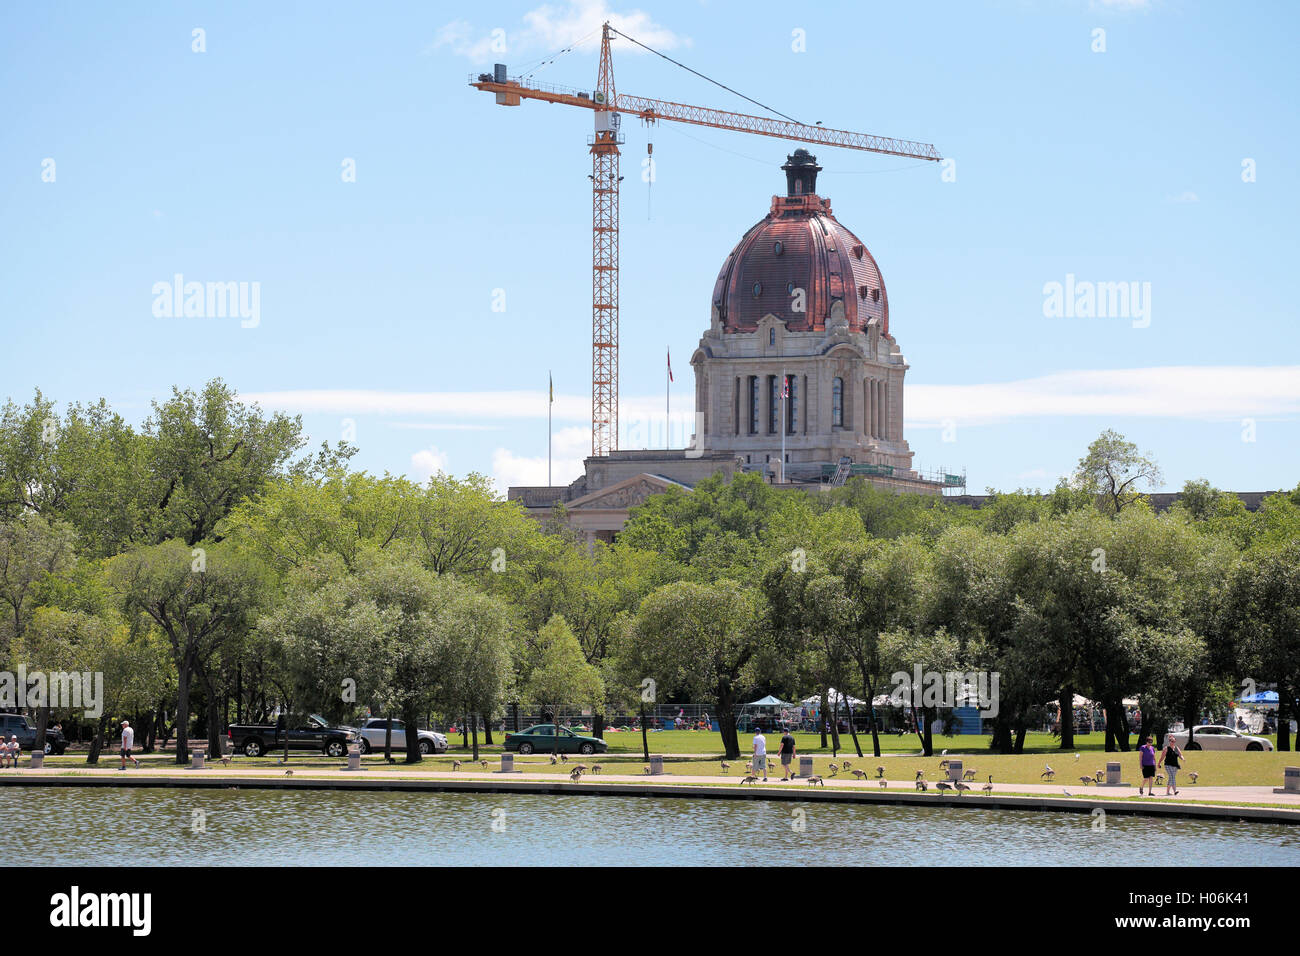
[832,377,843,428]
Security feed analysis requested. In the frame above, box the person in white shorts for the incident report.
[752,730,768,781]
[119,720,140,769]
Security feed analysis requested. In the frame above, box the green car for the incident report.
[503,724,608,756]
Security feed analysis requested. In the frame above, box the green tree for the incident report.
[1073,429,1163,516]
[524,614,604,757]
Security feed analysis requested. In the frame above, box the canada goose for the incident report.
[720,760,731,773]
[982,775,993,794]
[451,759,462,771]
[591,764,602,774]
[842,760,852,770]
[1041,765,1055,780]
[740,774,759,785]
[767,759,776,770]
[549,754,558,765]
[828,763,839,776]
[935,781,953,793]
[1096,769,1106,782]
[962,769,977,781]
[955,781,971,794]
[284,770,293,776]
[915,779,928,791]
[1155,774,1164,786]
[572,764,589,775]
[643,765,651,775]
[915,770,926,779]
[807,775,824,787]
[1079,775,1094,786]
[560,754,569,763]
[220,754,232,767]
[569,768,583,782]
[480,759,489,769]
[938,759,950,770]
[876,766,886,778]
[1189,771,1199,784]
[850,769,868,780]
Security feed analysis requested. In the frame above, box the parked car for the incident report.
[503,723,607,755]
[0,714,68,755]
[1167,724,1274,751]
[227,713,358,757]
[356,718,447,755]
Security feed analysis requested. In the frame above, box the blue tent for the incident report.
[1241,691,1279,705]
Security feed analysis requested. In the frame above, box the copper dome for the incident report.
[712,150,889,336]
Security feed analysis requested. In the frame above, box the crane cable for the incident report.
[608,26,804,125]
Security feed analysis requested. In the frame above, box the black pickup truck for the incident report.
[0,713,68,755]
[227,714,357,757]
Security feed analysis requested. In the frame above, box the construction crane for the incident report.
[470,22,942,458]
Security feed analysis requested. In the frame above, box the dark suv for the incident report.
[0,714,68,755]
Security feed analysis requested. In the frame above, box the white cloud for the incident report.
[490,425,590,492]
[1168,190,1199,203]
[431,0,687,61]
[410,445,449,481]
[906,366,1300,427]
[248,365,1300,431]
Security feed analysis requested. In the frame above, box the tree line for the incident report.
[2,384,1297,762]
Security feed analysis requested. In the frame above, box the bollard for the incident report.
[1274,767,1300,795]
[798,755,814,778]
[496,753,520,773]
[346,747,362,771]
[649,755,665,775]
[29,751,44,769]
[946,758,963,782]
[191,750,205,770]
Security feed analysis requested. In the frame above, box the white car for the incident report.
[1167,724,1273,751]
[356,718,448,755]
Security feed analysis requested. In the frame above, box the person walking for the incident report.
[752,729,768,781]
[1159,737,1183,795]
[119,720,140,769]
[778,727,797,780]
[1138,735,1156,795]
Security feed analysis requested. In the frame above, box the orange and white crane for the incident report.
[470,22,941,458]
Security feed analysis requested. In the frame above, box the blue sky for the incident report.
[3,0,1297,495]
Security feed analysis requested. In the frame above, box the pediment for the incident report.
[566,473,689,511]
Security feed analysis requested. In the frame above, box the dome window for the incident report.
[859,285,869,300]
[786,280,796,295]
[773,241,784,256]
[872,288,881,302]
[752,282,762,298]
[852,244,865,260]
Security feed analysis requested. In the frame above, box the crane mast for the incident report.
[469,21,942,460]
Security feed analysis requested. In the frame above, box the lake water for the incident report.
[9,787,1300,866]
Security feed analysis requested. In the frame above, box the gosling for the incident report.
[740,774,759,785]
[876,766,886,779]
[591,764,602,775]
[1189,771,1199,784]
[451,760,462,771]
[962,769,977,781]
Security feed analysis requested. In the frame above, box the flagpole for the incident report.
[548,371,552,487]
[666,350,670,447]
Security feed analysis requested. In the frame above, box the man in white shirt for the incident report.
[120,720,140,769]
[752,730,768,781]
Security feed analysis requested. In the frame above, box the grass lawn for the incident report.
[33,743,1296,788]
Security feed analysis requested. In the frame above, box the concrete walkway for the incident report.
[5,763,1299,821]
